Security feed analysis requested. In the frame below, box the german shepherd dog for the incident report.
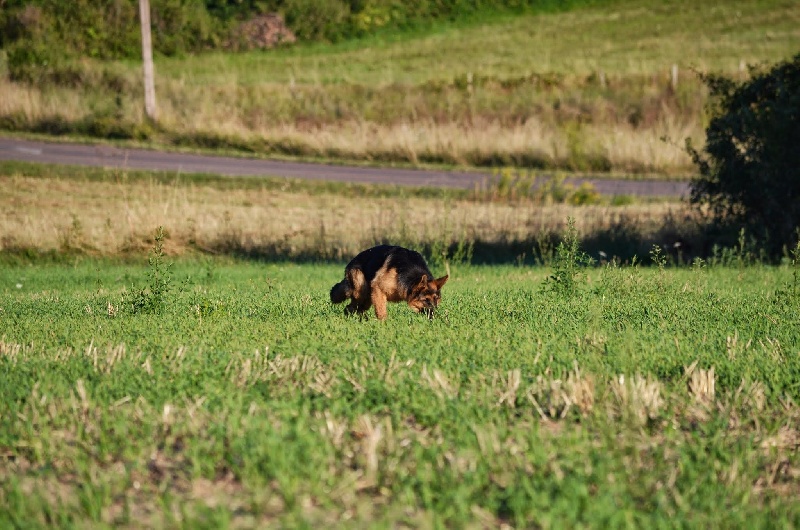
[330,245,448,320]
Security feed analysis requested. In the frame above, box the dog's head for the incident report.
[408,274,448,319]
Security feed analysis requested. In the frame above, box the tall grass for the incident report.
[0,166,694,264]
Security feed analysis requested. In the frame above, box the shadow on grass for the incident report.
[201,215,736,267]
[0,214,764,267]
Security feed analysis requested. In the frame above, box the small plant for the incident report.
[649,244,667,269]
[776,237,800,303]
[478,168,537,202]
[202,257,217,284]
[650,244,669,291]
[791,239,800,298]
[708,228,761,267]
[130,226,173,314]
[537,174,572,204]
[544,217,594,296]
[532,230,557,267]
[568,182,601,206]
[427,236,474,275]
[425,204,474,273]
[59,215,84,253]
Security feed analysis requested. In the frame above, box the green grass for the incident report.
[1,257,799,527]
[164,0,799,85]
[0,160,465,201]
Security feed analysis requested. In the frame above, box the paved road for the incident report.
[0,137,690,197]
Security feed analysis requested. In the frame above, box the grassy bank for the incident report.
[1,259,799,527]
[0,161,696,265]
[1,0,798,175]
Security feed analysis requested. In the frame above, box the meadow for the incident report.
[1,252,799,527]
[2,0,799,176]
[2,0,799,524]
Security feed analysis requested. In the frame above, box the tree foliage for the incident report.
[687,53,800,257]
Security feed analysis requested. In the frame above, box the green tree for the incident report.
[687,53,800,257]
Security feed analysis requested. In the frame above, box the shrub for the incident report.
[544,217,593,296]
[130,226,173,314]
[687,54,800,258]
[283,0,350,42]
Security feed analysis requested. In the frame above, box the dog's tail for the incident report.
[330,280,351,304]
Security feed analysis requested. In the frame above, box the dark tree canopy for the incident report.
[688,53,800,257]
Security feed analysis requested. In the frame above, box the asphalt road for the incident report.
[0,137,691,197]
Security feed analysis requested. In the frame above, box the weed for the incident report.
[130,226,173,314]
[544,217,594,295]
[792,239,800,298]
[568,182,601,206]
[774,238,800,304]
[650,244,667,269]
[202,257,217,284]
[650,244,668,291]
[532,230,557,267]
[710,228,762,268]
[425,207,474,273]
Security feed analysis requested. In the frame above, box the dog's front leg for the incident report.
[371,289,388,321]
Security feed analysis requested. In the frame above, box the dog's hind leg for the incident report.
[345,268,371,317]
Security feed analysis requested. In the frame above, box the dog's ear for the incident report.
[412,274,429,293]
[433,275,449,289]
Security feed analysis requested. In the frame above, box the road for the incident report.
[0,137,691,197]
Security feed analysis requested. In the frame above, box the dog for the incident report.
[330,245,448,320]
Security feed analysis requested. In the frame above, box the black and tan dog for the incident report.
[330,245,448,320]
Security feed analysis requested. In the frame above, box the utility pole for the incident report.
[139,0,157,120]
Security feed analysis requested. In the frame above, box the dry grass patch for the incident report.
[0,173,684,260]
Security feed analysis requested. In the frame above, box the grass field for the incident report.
[2,0,799,175]
[2,1,799,520]
[1,255,799,527]
[1,163,799,526]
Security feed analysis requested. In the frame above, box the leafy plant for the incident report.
[649,244,667,269]
[544,217,594,295]
[130,226,173,314]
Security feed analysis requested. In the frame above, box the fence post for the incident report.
[670,64,678,91]
[139,0,157,121]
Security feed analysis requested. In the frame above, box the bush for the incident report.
[0,0,224,66]
[0,0,612,68]
[687,54,800,258]
[283,0,351,42]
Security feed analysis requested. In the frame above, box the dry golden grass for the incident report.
[0,173,683,259]
[0,76,698,175]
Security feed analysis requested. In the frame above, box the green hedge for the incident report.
[0,0,610,80]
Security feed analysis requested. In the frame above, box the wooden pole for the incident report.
[139,0,157,120]
[670,64,678,91]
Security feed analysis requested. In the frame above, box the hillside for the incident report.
[1,0,798,176]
